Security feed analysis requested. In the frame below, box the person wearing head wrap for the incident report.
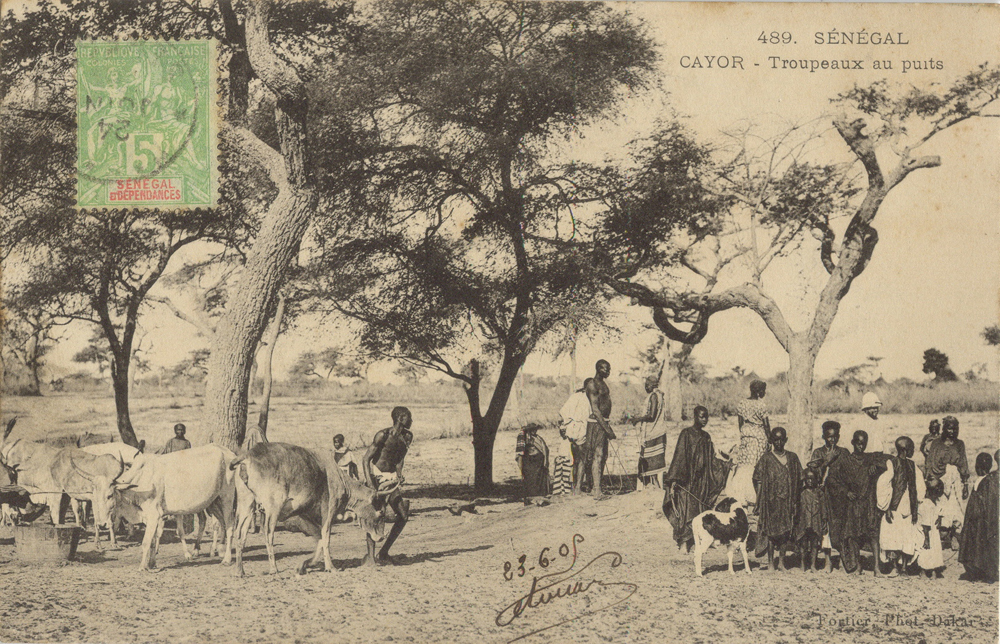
[630,375,666,489]
[735,380,771,469]
[516,423,549,503]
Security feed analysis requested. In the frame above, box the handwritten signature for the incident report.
[495,534,638,642]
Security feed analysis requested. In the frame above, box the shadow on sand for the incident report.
[334,544,494,569]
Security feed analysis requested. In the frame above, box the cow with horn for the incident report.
[1,418,125,548]
[229,442,392,577]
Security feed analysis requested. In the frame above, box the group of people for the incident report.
[517,360,619,503]
[660,380,998,581]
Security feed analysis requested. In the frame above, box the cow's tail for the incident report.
[228,453,249,471]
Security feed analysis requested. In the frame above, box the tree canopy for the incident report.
[301,0,658,490]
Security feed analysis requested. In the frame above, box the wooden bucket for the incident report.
[14,524,81,564]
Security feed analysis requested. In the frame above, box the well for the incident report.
[13,524,81,564]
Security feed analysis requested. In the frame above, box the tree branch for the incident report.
[834,117,884,191]
[605,277,795,352]
[223,125,289,189]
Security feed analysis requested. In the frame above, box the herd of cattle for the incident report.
[0,419,394,575]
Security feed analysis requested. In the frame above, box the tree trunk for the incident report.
[470,351,528,494]
[785,336,819,460]
[659,338,683,421]
[205,0,314,452]
[568,330,578,396]
[205,189,313,450]
[25,332,42,396]
[109,354,140,448]
[463,361,490,492]
[255,295,285,438]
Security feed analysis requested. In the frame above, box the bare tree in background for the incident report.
[600,68,1000,456]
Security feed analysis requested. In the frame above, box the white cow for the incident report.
[82,441,215,551]
[81,442,145,544]
[1,420,124,549]
[113,444,237,571]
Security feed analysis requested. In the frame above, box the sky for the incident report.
[25,2,1000,385]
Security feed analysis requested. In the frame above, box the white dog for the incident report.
[691,496,752,576]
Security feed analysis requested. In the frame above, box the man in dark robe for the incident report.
[958,451,999,582]
[826,430,887,576]
[924,416,970,495]
[662,406,731,551]
[753,426,802,570]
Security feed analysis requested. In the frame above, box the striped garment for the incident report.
[553,456,572,495]
[640,433,668,478]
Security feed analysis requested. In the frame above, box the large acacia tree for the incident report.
[2,0,354,448]
[2,4,244,445]
[303,0,657,491]
[597,68,1000,456]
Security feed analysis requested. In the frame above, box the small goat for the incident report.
[691,496,751,577]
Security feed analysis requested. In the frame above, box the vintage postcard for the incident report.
[0,1,997,644]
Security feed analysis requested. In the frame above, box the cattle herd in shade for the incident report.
[0,419,391,575]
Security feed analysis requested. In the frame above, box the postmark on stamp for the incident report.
[75,40,218,209]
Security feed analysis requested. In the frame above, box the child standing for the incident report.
[913,479,947,578]
[796,468,830,572]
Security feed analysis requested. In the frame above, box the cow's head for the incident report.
[71,455,125,529]
[345,480,398,542]
[112,451,155,509]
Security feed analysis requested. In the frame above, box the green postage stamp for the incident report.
[76,40,219,209]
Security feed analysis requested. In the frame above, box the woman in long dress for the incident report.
[727,380,771,503]
[737,380,771,464]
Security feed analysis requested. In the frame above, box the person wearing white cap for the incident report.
[860,392,893,456]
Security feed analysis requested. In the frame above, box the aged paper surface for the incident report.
[0,2,997,644]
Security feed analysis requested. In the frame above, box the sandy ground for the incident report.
[1,396,997,644]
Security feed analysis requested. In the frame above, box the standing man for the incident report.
[753,427,803,571]
[859,392,892,456]
[362,406,413,565]
[879,436,922,578]
[161,423,191,453]
[826,430,887,575]
[662,406,730,551]
[584,360,616,499]
[630,375,665,490]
